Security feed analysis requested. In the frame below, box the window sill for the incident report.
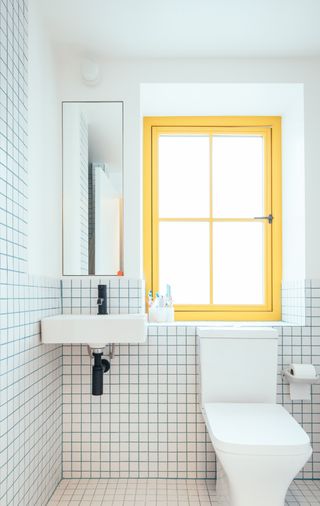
[147,320,300,328]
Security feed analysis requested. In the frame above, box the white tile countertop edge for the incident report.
[147,320,298,327]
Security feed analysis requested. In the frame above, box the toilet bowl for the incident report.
[204,403,312,506]
[198,327,312,506]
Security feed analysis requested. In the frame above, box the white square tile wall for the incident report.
[62,326,214,479]
[61,277,145,315]
[282,279,307,325]
[61,277,320,480]
[277,282,320,479]
[0,1,62,504]
[0,276,62,505]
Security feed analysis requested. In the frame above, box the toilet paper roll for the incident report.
[290,363,317,379]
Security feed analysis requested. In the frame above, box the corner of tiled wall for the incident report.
[282,279,307,325]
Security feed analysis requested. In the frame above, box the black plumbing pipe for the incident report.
[92,352,110,395]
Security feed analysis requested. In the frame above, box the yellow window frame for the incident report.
[143,116,282,321]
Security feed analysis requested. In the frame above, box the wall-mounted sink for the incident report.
[41,313,147,349]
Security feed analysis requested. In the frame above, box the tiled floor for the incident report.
[48,479,320,505]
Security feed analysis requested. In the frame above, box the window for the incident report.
[144,117,282,320]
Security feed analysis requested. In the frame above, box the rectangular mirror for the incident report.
[62,101,123,275]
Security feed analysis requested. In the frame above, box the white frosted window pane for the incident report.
[159,222,210,304]
[159,135,210,218]
[212,135,264,218]
[212,222,264,305]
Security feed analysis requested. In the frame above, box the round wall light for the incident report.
[80,58,101,86]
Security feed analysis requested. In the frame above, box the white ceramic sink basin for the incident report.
[41,313,147,348]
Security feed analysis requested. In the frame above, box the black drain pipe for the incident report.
[92,351,110,395]
[92,284,110,395]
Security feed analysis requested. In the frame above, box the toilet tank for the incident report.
[198,327,278,405]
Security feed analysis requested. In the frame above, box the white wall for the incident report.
[63,105,83,274]
[56,55,320,280]
[28,0,61,277]
[141,83,305,281]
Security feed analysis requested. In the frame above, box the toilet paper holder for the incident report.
[282,365,319,401]
[282,368,320,384]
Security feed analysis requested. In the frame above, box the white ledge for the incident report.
[147,320,300,327]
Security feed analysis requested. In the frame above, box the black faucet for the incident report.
[97,284,108,314]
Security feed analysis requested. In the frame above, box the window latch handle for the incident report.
[254,214,273,224]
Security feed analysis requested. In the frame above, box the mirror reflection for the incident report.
[63,102,123,275]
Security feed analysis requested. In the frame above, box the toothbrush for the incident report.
[166,284,172,307]
[154,292,160,307]
[148,290,153,308]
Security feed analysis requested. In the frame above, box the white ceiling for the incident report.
[39,0,320,59]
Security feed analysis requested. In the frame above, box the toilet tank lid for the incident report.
[197,327,278,339]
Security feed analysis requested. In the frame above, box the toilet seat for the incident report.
[204,403,311,456]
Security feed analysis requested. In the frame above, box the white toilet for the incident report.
[198,327,312,506]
